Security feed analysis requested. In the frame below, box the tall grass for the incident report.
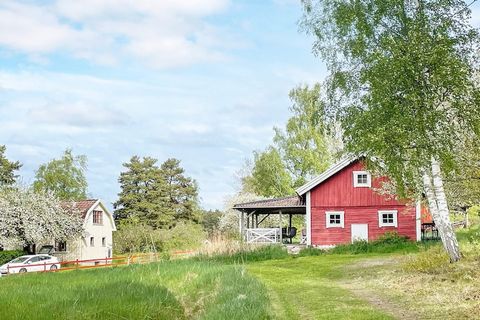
[195,244,289,264]
[0,259,271,319]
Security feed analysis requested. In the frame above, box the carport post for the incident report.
[239,211,245,241]
[279,210,283,244]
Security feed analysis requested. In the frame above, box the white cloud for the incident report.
[0,0,231,68]
[28,102,127,128]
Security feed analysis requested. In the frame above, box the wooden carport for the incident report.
[234,196,306,243]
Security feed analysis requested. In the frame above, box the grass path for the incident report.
[247,255,396,320]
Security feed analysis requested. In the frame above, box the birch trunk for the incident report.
[422,158,461,262]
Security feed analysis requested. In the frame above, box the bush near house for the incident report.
[298,232,421,257]
[113,221,206,254]
[0,250,25,265]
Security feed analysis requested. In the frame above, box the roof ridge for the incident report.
[295,156,359,196]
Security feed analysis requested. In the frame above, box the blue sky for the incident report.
[0,0,328,210]
[1,1,479,210]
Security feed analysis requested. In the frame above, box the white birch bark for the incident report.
[422,158,461,262]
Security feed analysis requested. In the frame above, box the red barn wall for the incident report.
[310,161,417,246]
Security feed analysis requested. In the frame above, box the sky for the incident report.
[1,1,479,211]
[0,0,329,210]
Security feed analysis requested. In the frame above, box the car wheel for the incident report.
[50,265,58,271]
[19,268,27,273]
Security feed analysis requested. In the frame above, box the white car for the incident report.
[0,255,61,275]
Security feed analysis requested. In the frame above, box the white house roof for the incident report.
[295,157,358,196]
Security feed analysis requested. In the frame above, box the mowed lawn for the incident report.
[247,255,394,320]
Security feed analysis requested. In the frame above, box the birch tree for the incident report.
[245,84,335,197]
[249,147,294,197]
[301,0,480,261]
[273,83,334,186]
[0,187,84,248]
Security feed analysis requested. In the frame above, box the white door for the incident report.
[351,224,368,243]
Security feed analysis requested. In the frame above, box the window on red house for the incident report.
[382,213,394,224]
[93,210,103,225]
[353,171,371,187]
[330,214,341,225]
[326,211,345,228]
[378,210,398,227]
[357,174,368,184]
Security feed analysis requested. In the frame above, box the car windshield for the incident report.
[9,256,30,263]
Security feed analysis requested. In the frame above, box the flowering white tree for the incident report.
[0,186,84,249]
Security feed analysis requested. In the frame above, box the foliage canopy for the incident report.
[0,145,21,186]
[33,149,88,200]
[114,156,200,229]
[301,0,480,198]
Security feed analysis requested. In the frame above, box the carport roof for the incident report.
[233,196,306,214]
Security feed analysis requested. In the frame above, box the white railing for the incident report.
[245,228,281,243]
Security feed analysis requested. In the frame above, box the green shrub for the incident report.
[297,246,326,257]
[298,232,419,256]
[114,221,206,254]
[0,250,25,265]
[160,221,206,251]
[403,245,451,274]
[332,232,419,254]
[113,223,158,254]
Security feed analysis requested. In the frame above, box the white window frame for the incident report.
[326,211,345,228]
[353,171,371,187]
[378,210,398,227]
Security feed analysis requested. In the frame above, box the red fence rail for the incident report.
[4,250,196,276]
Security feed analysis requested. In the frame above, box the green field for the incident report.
[0,260,270,320]
[1,230,479,319]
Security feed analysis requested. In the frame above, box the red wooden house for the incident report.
[235,157,423,246]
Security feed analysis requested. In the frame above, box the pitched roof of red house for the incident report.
[62,199,98,219]
[296,157,357,195]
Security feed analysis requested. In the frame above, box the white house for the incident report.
[51,199,117,262]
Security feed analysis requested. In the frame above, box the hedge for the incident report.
[0,250,26,265]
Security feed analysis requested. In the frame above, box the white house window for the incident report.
[102,237,106,247]
[326,211,345,228]
[90,237,95,247]
[378,210,398,227]
[55,241,67,252]
[93,210,103,225]
[353,171,371,187]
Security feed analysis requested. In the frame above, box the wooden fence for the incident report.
[4,250,195,275]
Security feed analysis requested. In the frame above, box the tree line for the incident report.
[0,146,220,253]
